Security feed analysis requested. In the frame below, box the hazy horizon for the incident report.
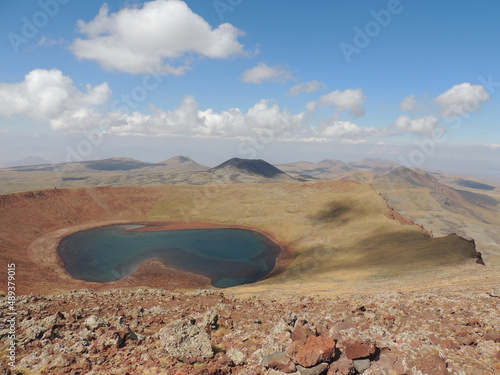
[1,1,499,181]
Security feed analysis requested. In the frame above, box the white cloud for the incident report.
[316,120,376,138]
[435,83,489,118]
[483,143,500,150]
[400,94,423,113]
[287,80,326,96]
[338,139,368,144]
[105,96,308,138]
[240,63,294,84]
[307,88,366,117]
[0,69,307,139]
[71,0,246,75]
[0,69,111,130]
[392,115,438,135]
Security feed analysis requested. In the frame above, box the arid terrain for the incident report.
[1,157,500,374]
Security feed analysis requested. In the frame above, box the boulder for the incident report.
[263,352,296,373]
[340,339,376,360]
[292,320,316,342]
[159,319,213,364]
[227,348,247,366]
[84,315,109,331]
[288,335,336,367]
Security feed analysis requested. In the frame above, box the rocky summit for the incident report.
[2,287,500,374]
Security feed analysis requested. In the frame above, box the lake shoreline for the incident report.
[34,220,292,292]
[128,220,293,284]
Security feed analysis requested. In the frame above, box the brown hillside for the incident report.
[0,181,484,296]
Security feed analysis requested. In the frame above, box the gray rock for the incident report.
[40,314,59,330]
[202,309,219,331]
[26,325,47,340]
[159,319,213,364]
[296,362,329,375]
[84,315,109,331]
[227,348,247,366]
[264,320,292,354]
[353,358,371,373]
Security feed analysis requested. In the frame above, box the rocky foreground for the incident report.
[2,288,500,375]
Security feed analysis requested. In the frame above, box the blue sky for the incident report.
[0,0,499,177]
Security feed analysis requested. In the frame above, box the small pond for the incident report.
[57,225,281,288]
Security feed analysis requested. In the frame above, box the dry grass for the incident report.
[0,180,489,297]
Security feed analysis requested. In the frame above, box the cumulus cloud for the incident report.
[435,83,489,118]
[400,94,423,113]
[4,70,451,143]
[306,88,366,117]
[71,0,246,75]
[287,80,326,96]
[240,63,294,84]
[0,69,307,139]
[392,115,439,135]
[0,69,111,130]
[101,96,308,139]
[315,120,376,138]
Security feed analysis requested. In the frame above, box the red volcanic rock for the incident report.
[292,320,315,342]
[288,335,336,368]
[267,352,297,373]
[327,356,354,374]
[340,339,376,360]
[414,352,447,375]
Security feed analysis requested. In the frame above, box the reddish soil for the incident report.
[0,187,291,295]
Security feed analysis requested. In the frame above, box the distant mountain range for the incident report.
[1,154,499,265]
[2,156,52,168]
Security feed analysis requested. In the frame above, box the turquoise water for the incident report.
[57,225,281,288]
